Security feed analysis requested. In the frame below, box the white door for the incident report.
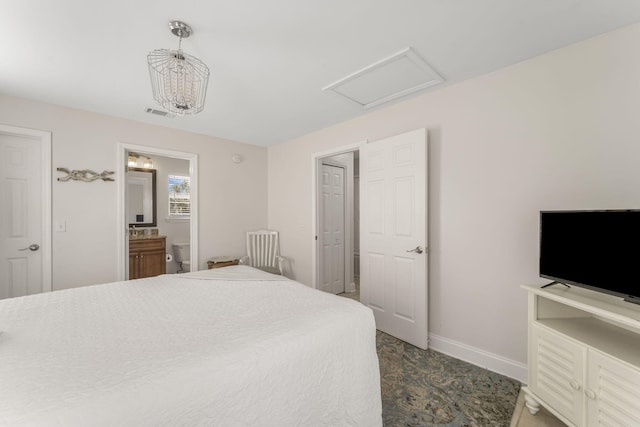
[0,125,51,299]
[319,163,345,294]
[360,128,428,349]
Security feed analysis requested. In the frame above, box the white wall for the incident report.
[0,95,268,291]
[268,22,640,371]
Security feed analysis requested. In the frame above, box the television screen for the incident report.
[539,210,640,302]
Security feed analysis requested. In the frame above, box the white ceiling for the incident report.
[3,1,640,147]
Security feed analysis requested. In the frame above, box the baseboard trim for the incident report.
[428,333,527,384]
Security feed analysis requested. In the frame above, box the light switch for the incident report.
[55,220,66,232]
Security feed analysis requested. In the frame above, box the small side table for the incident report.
[207,256,239,269]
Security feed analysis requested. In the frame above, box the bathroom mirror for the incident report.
[127,167,157,227]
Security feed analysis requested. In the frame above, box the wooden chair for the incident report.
[240,230,286,275]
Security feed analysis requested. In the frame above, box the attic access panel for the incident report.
[323,47,444,109]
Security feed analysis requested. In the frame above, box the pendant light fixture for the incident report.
[147,21,210,115]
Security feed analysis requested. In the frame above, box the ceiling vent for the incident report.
[322,47,444,109]
[145,107,174,118]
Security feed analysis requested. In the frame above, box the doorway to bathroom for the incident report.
[117,143,198,280]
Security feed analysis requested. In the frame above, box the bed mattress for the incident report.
[0,266,381,426]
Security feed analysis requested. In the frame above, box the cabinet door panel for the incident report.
[587,350,640,427]
[532,324,585,426]
[129,252,139,280]
[139,249,166,278]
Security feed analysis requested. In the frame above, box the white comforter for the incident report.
[0,266,382,426]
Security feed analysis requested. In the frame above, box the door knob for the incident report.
[18,244,40,252]
[406,246,424,254]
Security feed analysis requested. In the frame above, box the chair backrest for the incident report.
[246,230,280,269]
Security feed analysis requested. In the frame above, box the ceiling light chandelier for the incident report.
[147,21,210,115]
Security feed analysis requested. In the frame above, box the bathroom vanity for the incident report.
[129,236,166,279]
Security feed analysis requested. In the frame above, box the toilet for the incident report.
[172,242,191,273]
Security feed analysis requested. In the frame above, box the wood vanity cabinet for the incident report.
[129,237,166,279]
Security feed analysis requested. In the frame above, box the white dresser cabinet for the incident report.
[522,285,640,427]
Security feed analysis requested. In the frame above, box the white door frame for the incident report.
[116,143,198,280]
[311,142,363,291]
[0,123,52,293]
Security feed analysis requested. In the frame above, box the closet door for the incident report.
[318,163,345,295]
[0,126,51,299]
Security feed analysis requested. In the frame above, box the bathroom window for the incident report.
[168,175,190,218]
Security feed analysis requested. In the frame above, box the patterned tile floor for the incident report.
[338,286,526,426]
[375,331,521,426]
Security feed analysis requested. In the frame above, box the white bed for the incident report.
[0,266,382,426]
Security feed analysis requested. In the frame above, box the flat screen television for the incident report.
[539,209,640,304]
